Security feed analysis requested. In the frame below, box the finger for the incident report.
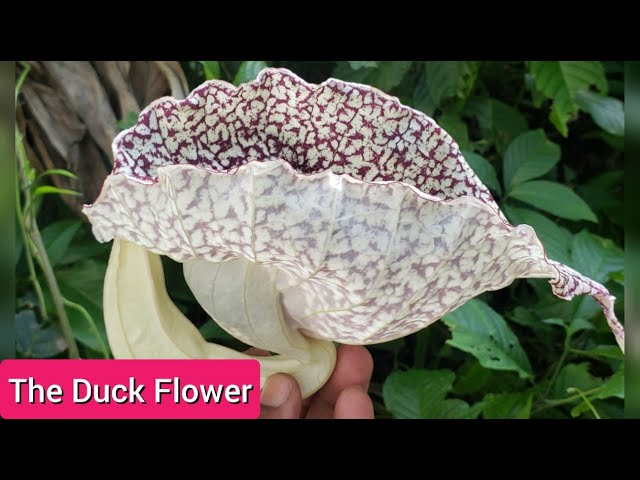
[260,373,302,419]
[315,345,373,407]
[334,386,374,419]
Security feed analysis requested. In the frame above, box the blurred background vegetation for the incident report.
[15,60,624,418]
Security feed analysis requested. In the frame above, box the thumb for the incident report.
[260,373,302,419]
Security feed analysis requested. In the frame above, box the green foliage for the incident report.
[16,60,624,419]
[233,61,269,85]
[528,61,607,137]
[383,369,482,419]
[443,300,533,379]
[507,180,598,222]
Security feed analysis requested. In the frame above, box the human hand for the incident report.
[258,344,374,419]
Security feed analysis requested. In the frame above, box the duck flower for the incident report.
[83,68,624,398]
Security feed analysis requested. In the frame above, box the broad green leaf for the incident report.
[56,260,109,352]
[568,317,595,336]
[502,205,572,265]
[348,61,378,70]
[442,299,533,378]
[577,170,623,225]
[383,369,480,419]
[508,180,597,222]
[575,90,624,136]
[33,185,82,197]
[542,318,566,329]
[15,310,67,358]
[425,61,478,107]
[58,236,111,266]
[552,363,603,400]
[460,150,501,195]
[41,219,82,267]
[463,96,528,154]
[418,370,481,419]
[577,345,624,360]
[503,130,561,189]
[437,113,469,150]
[528,61,607,137]
[570,368,623,417]
[596,368,624,400]
[199,61,220,80]
[413,67,436,116]
[367,61,413,91]
[383,369,429,419]
[233,61,268,85]
[452,360,491,395]
[421,397,482,419]
[571,230,624,284]
[334,61,412,92]
[507,306,542,329]
[482,391,533,419]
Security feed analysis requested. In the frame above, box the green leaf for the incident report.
[452,360,491,395]
[15,310,67,358]
[571,230,624,284]
[367,61,413,91]
[116,112,139,131]
[437,113,469,150]
[55,260,109,352]
[41,219,82,267]
[528,61,607,137]
[37,168,78,181]
[502,205,572,265]
[233,61,268,85]
[383,369,480,419]
[596,368,624,400]
[552,363,603,400]
[575,90,624,136]
[333,61,412,93]
[199,319,236,342]
[577,170,623,225]
[503,130,561,189]
[199,61,220,80]
[33,185,82,197]
[568,317,595,336]
[442,299,533,379]
[460,150,502,195]
[482,391,533,419]
[570,368,623,417]
[348,61,378,70]
[425,61,479,108]
[418,369,481,419]
[463,96,528,154]
[383,369,428,419]
[508,180,597,222]
[577,345,624,360]
[412,67,436,116]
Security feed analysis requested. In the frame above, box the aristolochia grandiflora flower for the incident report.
[83,69,624,397]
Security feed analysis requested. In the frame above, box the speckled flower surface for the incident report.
[83,68,624,351]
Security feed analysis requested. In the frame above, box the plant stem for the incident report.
[532,386,602,415]
[16,128,80,359]
[543,328,571,398]
[15,168,48,320]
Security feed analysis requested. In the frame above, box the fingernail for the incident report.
[261,374,293,408]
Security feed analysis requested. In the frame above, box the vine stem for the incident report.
[15,127,80,359]
[543,328,571,398]
[15,165,47,320]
